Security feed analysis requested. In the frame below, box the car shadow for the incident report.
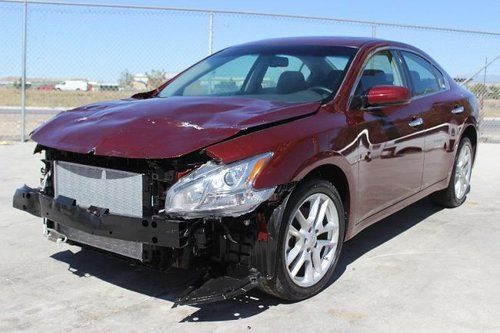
[50,197,443,322]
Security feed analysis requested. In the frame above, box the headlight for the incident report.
[165,152,276,218]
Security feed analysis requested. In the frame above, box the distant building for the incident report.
[89,81,120,91]
[0,77,18,88]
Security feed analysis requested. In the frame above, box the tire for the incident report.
[431,137,474,208]
[259,179,345,301]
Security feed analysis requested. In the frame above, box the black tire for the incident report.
[431,137,473,208]
[259,179,345,301]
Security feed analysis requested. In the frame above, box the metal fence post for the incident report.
[208,12,214,55]
[459,54,500,86]
[371,24,377,37]
[20,0,28,142]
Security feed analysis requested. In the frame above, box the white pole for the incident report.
[20,0,28,142]
[208,12,214,55]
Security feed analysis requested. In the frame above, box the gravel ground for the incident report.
[0,142,499,332]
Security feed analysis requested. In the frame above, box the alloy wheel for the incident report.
[284,193,340,287]
[454,143,472,200]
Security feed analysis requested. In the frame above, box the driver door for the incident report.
[352,50,425,222]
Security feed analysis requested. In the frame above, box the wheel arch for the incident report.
[300,164,350,219]
[461,124,478,161]
[294,160,355,240]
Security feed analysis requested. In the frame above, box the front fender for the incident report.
[206,109,355,190]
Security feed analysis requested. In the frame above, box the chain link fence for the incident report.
[1,0,499,142]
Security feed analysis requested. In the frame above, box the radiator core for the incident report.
[54,161,144,218]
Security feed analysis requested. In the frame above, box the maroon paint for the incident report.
[365,85,411,106]
[30,37,478,240]
[31,97,320,159]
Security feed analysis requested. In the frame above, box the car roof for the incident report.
[234,36,415,50]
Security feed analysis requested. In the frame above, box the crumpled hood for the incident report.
[31,96,320,159]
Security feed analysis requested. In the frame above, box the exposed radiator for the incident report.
[54,161,145,218]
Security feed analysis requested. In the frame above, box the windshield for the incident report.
[157,45,356,103]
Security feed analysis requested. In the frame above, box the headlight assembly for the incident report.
[165,152,275,218]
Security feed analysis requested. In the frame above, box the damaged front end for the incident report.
[13,145,293,306]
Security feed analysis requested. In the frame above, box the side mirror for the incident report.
[364,85,411,107]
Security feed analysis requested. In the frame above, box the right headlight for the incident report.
[165,152,276,218]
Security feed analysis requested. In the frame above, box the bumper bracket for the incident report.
[13,185,188,248]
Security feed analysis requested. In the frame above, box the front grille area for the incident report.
[54,161,145,218]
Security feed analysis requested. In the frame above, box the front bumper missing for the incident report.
[13,185,263,305]
[13,185,188,248]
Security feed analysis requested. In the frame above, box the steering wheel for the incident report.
[309,86,333,96]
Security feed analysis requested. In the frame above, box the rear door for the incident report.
[353,49,425,222]
[399,51,457,188]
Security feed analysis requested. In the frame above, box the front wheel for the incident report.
[259,179,345,301]
[431,137,474,208]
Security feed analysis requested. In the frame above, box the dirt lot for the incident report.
[0,88,134,108]
[0,142,499,332]
[0,114,52,142]
[480,98,500,117]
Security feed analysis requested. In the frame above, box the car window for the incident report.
[261,55,310,89]
[401,51,446,96]
[183,55,258,96]
[355,50,404,95]
[325,55,350,70]
[158,45,356,103]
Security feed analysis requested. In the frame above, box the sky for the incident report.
[65,0,500,32]
[1,0,499,82]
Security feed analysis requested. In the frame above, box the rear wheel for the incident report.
[259,179,345,300]
[431,137,473,207]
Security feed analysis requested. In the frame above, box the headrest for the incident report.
[276,71,306,94]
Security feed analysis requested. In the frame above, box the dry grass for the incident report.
[482,99,500,118]
[0,88,135,108]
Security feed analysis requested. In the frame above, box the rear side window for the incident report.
[401,51,447,97]
[355,50,404,95]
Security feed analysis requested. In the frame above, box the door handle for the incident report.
[409,117,424,128]
[451,105,465,114]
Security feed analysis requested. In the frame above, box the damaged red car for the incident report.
[14,37,478,305]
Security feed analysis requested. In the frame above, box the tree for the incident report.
[13,77,22,89]
[119,70,134,88]
[146,69,167,89]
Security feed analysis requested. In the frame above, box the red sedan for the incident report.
[14,37,477,305]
